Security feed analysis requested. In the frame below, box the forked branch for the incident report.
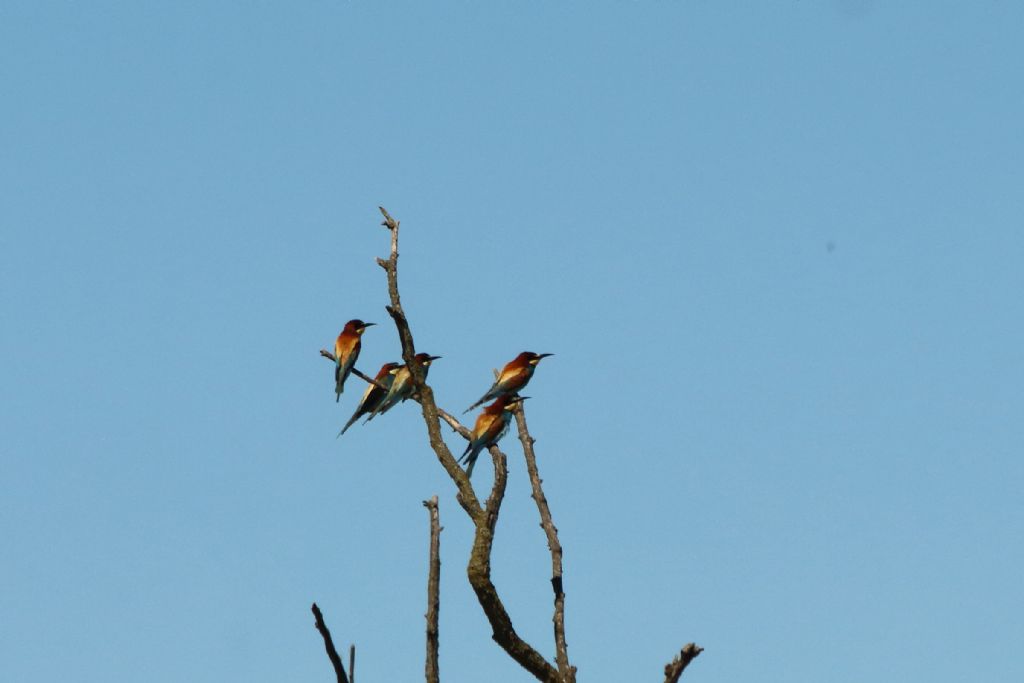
[465,446,562,682]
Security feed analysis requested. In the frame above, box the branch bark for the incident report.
[423,496,442,683]
[311,602,350,683]
[512,403,576,681]
[663,643,703,683]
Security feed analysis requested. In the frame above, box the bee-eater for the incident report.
[464,352,553,413]
[459,395,527,478]
[366,353,441,420]
[338,361,400,436]
[334,319,375,401]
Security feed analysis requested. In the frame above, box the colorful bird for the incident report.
[338,361,400,436]
[333,319,375,401]
[459,395,527,478]
[366,353,441,421]
[464,352,553,413]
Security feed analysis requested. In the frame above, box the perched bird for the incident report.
[464,352,553,413]
[366,353,441,420]
[460,395,527,478]
[334,319,375,401]
[338,362,400,436]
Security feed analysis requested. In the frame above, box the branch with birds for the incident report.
[312,207,700,682]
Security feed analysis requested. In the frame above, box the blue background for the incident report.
[2,2,1022,681]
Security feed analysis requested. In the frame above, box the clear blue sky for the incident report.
[2,2,1022,681]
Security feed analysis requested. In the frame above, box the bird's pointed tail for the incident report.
[463,397,485,414]
[460,443,479,477]
[338,411,361,437]
[364,402,383,423]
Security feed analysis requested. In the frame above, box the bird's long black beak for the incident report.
[363,322,377,328]
[428,355,442,361]
[537,353,554,359]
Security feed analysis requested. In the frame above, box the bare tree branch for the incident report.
[423,496,442,683]
[349,645,356,683]
[314,208,701,683]
[375,207,563,683]
[311,602,350,683]
[511,403,576,682]
[663,643,703,683]
[462,446,562,682]
[375,207,484,521]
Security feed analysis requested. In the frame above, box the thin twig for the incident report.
[349,645,356,683]
[663,643,703,683]
[438,408,472,440]
[512,403,576,682]
[423,496,442,683]
[311,603,350,683]
[318,350,390,391]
